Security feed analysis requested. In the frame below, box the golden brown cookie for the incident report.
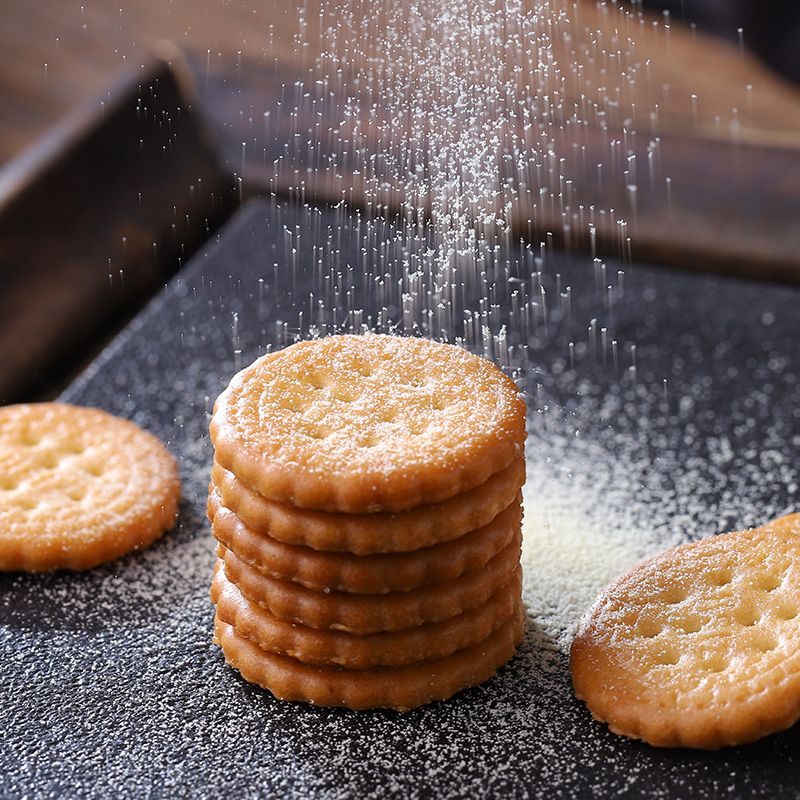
[208,485,521,594]
[209,454,525,554]
[220,527,522,634]
[211,560,522,668]
[213,602,525,711]
[210,334,526,513]
[0,402,181,572]
[570,514,800,749]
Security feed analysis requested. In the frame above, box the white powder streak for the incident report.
[519,416,669,653]
[521,475,651,652]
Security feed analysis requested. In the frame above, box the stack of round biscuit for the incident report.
[208,334,527,711]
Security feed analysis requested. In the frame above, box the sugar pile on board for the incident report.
[519,413,661,655]
[518,348,800,661]
[4,246,800,798]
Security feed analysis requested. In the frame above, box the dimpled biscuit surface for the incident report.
[0,402,181,572]
[210,334,526,513]
[570,514,800,749]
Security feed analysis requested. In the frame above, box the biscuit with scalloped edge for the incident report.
[570,513,800,749]
[220,527,521,635]
[209,454,524,554]
[208,485,521,594]
[211,560,521,668]
[210,334,526,514]
[213,601,524,711]
[0,402,180,572]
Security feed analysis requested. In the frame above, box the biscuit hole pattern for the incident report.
[279,397,304,413]
[752,635,778,654]
[636,620,662,639]
[67,487,87,502]
[307,373,329,390]
[408,420,431,436]
[661,587,687,605]
[13,497,38,511]
[708,569,733,587]
[703,654,729,674]
[398,375,430,389]
[653,650,680,667]
[19,430,43,447]
[36,452,61,470]
[676,617,703,634]
[83,463,105,478]
[774,604,799,621]
[755,574,782,593]
[734,609,760,628]
[731,686,753,704]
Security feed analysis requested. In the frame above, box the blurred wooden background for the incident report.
[3,0,800,268]
[3,0,800,168]
[1,0,800,402]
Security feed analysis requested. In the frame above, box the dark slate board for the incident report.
[3,198,800,799]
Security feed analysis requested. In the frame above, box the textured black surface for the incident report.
[2,199,800,799]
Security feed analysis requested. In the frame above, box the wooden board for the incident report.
[2,1,800,283]
[0,53,235,403]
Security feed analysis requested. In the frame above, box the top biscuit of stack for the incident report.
[210,334,526,516]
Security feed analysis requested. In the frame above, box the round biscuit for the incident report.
[570,514,800,749]
[0,402,181,572]
[219,528,522,634]
[213,603,525,711]
[208,485,521,594]
[209,455,525,554]
[211,561,522,668]
[210,334,526,513]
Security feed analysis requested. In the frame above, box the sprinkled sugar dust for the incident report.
[519,327,800,658]
[4,1,800,797]
[267,0,665,353]
[520,440,659,654]
[3,199,800,799]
